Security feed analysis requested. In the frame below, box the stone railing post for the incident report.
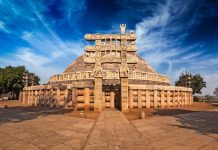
[84,88,90,110]
[110,91,115,108]
[72,88,77,110]
[154,90,158,108]
[167,90,171,107]
[102,91,105,109]
[184,91,187,106]
[146,90,150,108]
[129,89,133,109]
[138,90,142,109]
[160,90,165,108]
[177,91,180,107]
[57,88,61,107]
[172,91,176,107]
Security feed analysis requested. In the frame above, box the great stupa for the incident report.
[20,24,193,112]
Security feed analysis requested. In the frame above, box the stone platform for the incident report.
[132,109,218,150]
[0,103,218,150]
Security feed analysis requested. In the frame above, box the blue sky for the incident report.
[0,0,218,95]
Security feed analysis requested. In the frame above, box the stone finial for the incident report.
[120,24,126,34]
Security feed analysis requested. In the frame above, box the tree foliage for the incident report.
[214,87,218,96]
[175,72,206,94]
[0,66,40,98]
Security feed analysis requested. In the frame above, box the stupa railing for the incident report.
[128,71,170,83]
[48,71,170,84]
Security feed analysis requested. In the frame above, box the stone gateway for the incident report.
[20,24,193,112]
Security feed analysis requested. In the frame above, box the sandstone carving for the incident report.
[20,24,193,112]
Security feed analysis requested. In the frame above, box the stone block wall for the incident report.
[128,85,193,109]
[20,84,193,111]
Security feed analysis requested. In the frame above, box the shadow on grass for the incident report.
[0,106,72,125]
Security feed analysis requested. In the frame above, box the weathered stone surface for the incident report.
[132,109,218,150]
[84,109,152,150]
[0,106,95,150]
[20,24,192,112]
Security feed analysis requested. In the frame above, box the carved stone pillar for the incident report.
[120,77,129,112]
[120,49,129,112]
[94,77,102,111]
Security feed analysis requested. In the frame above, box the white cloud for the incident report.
[0,20,9,33]
[21,31,33,40]
[15,47,51,67]
[135,0,218,95]
[0,0,86,84]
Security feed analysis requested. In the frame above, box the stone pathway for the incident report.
[0,107,95,150]
[0,104,218,150]
[84,109,152,150]
[132,109,218,150]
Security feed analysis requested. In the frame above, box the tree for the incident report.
[191,74,206,94]
[175,71,192,87]
[0,66,40,99]
[175,72,206,94]
[214,87,218,97]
